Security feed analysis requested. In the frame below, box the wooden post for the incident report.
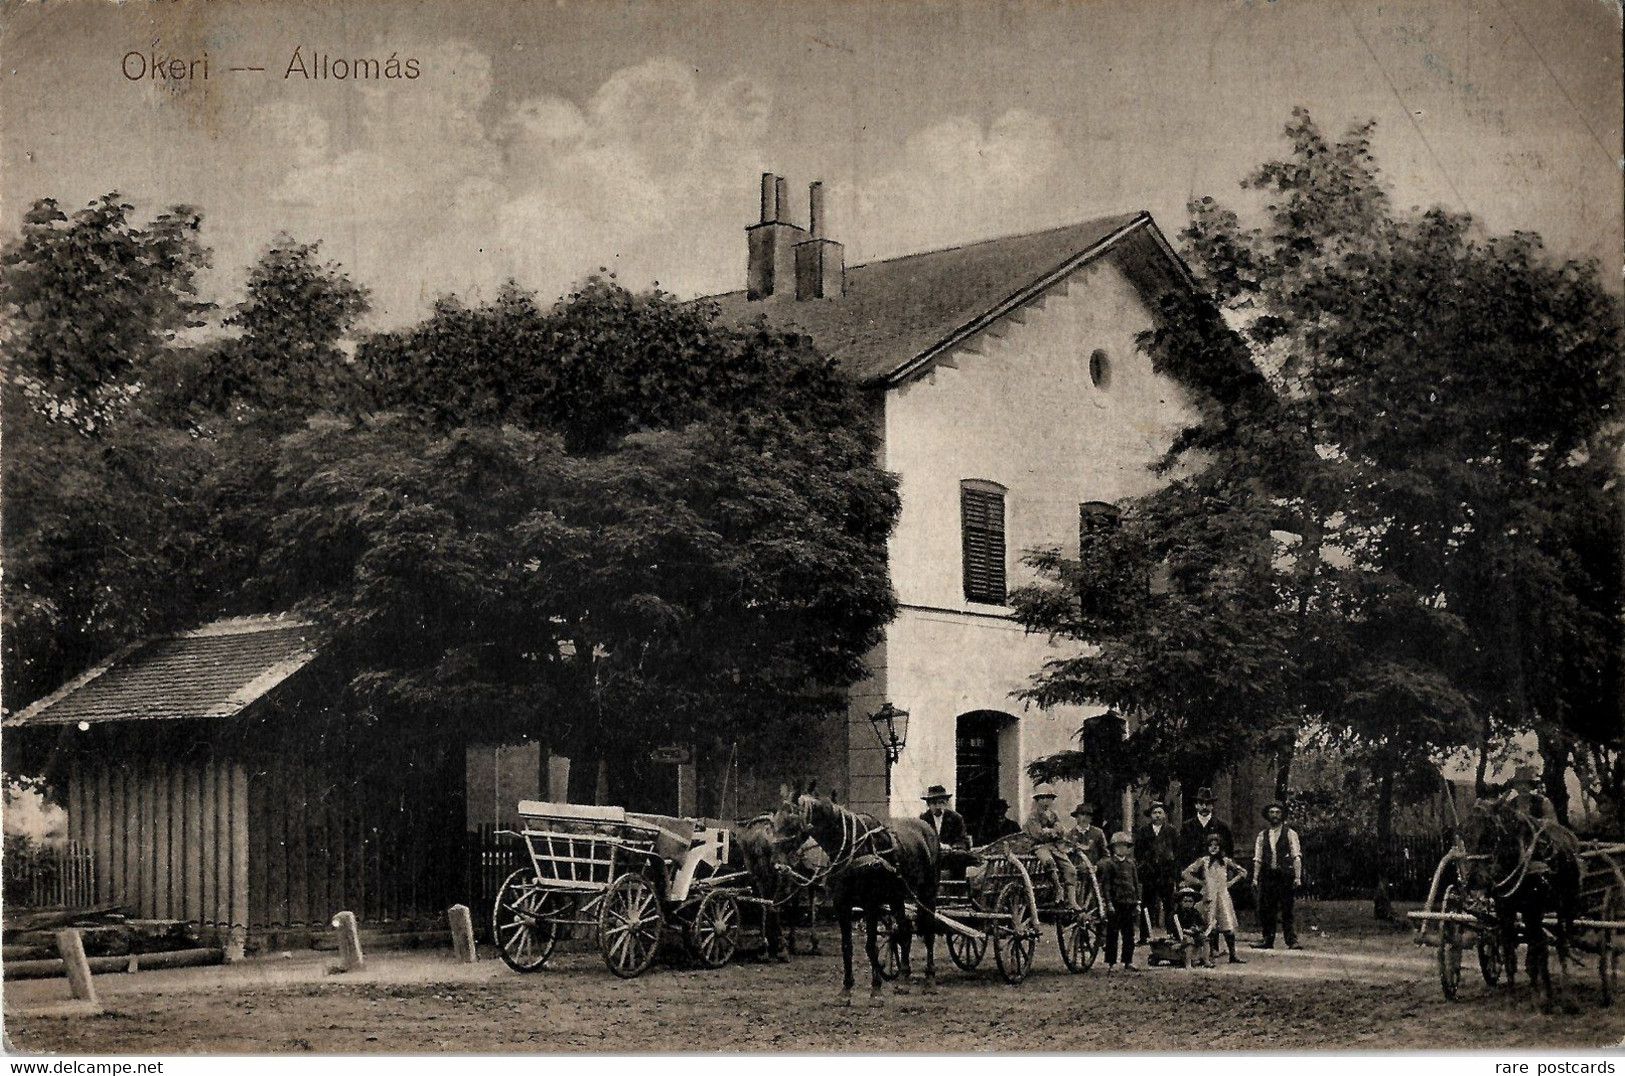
[331,910,364,971]
[55,929,97,1004]
[448,904,476,962]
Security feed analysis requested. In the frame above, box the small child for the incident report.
[1182,831,1248,965]
[1095,831,1141,971]
[1173,884,1212,968]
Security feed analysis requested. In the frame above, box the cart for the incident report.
[925,844,1107,985]
[1408,838,1625,1005]
[491,800,764,978]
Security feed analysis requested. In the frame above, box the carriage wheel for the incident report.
[873,910,903,981]
[1057,905,1103,973]
[1476,930,1503,988]
[947,928,988,970]
[686,890,742,969]
[492,869,562,972]
[1601,893,1620,1006]
[599,873,664,979]
[1438,884,1465,1000]
[993,882,1036,985]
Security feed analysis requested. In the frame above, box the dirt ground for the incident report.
[6,901,1623,1054]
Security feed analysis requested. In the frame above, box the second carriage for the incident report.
[491,800,767,978]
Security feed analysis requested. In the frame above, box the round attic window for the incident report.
[1089,349,1112,390]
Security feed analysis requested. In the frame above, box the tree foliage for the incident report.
[1015,110,1624,837]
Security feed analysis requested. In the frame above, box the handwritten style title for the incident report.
[122,46,421,82]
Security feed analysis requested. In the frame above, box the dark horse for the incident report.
[1460,798,1582,1010]
[774,792,942,1005]
[730,807,824,962]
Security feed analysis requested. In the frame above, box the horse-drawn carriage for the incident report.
[491,800,769,978]
[1408,803,1624,1007]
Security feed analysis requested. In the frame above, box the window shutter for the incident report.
[961,486,1006,604]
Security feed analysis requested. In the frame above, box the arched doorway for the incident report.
[956,710,1014,839]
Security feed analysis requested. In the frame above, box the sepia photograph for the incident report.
[1,0,1622,1058]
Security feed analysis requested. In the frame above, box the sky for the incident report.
[2,0,1621,328]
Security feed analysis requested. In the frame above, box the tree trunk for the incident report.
[1274,737,1296,802]
[1536,726,1571,826]
[1373,762,1395,921]
[1474,712,1491,799]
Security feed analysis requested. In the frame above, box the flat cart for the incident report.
[491,800,761,978]
[1408,839,1625,1005]
[927,845,1107,985]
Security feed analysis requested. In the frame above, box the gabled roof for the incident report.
[707,211,1195,386]
[5,614,318,728]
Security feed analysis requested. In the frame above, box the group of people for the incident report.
[918,783,1306,972]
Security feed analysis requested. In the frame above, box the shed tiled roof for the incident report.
[5,615,318,728]
[707,211,1189,386]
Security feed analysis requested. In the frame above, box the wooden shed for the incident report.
[4,614,467,950]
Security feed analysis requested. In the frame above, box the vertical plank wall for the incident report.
[67,751,249,937]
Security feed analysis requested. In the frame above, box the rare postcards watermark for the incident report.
[122,43,420,82]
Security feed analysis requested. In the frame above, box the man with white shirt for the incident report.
[1179,786,1234,865]
[1251,802,1303,950]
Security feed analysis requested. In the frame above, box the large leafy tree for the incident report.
[1015,111,1623,899]
[262,279,898,812]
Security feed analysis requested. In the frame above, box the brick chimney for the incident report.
[746,173,806,300]
[794,181,845,300]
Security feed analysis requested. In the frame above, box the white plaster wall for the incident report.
[884,250,1199,613]
[881,607,1101,823]
[864,248,1201,823]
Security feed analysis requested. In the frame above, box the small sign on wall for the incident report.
[649,744,692,765]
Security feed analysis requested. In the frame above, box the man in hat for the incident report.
[1066,801,1109,867]
[919,784,970,850]
[1134,801,1180,942]
[983,798,1021,842]
[1499,765,1552,820]
[1023,784,1080,910]
[1251,802,1303,949]
[1180,786,1234,865]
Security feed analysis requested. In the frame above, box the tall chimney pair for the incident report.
[747,173,845,301]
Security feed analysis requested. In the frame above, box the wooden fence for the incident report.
[1299,832,1448,901]
[467,825,524,938]
[3,840,97,910]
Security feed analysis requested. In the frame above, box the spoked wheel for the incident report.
[1439,884,1465,1000]
[492,869,562,972]
[873,910,903,981]
[947,927,988,970]
[1601,893,1620,1006]
[1476,930,1503,988]
[599,873,665,979]
[993,882,1037,985]
[1058,900,1103,973]
[686,890,742,969]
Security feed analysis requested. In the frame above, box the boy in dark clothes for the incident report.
[1096,830,1141,971]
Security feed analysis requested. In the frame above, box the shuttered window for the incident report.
[961,482,1007,605]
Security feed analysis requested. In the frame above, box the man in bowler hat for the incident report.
[919,784,970,850]
[1251,801,1303,949]
[1180,786,1234,864]
[1134,801,1180,942]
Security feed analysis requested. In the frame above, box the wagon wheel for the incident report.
[492,868,563,972]
[947,927,988,970]
[1601,892,1620,1006]
[1476,929,1503,988]
[874,910,903,981]
[1057,886,1103,973]
[993,882,1037,985]
[599,873,664,979]
[1438,884,1465,1000]
[686,890,742,969]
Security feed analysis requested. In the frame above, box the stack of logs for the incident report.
[3,904,222,980]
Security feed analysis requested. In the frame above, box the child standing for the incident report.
[1182,832,1248,964]
[1095,831,1141,971]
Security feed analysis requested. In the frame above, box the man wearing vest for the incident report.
[1251,802,1303,949]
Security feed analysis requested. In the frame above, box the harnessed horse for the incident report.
[773,792,942,1005]
[1460,798,1582,1010]
[731,807,825,961]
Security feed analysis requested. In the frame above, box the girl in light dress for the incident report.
[1182,832,1249,965]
